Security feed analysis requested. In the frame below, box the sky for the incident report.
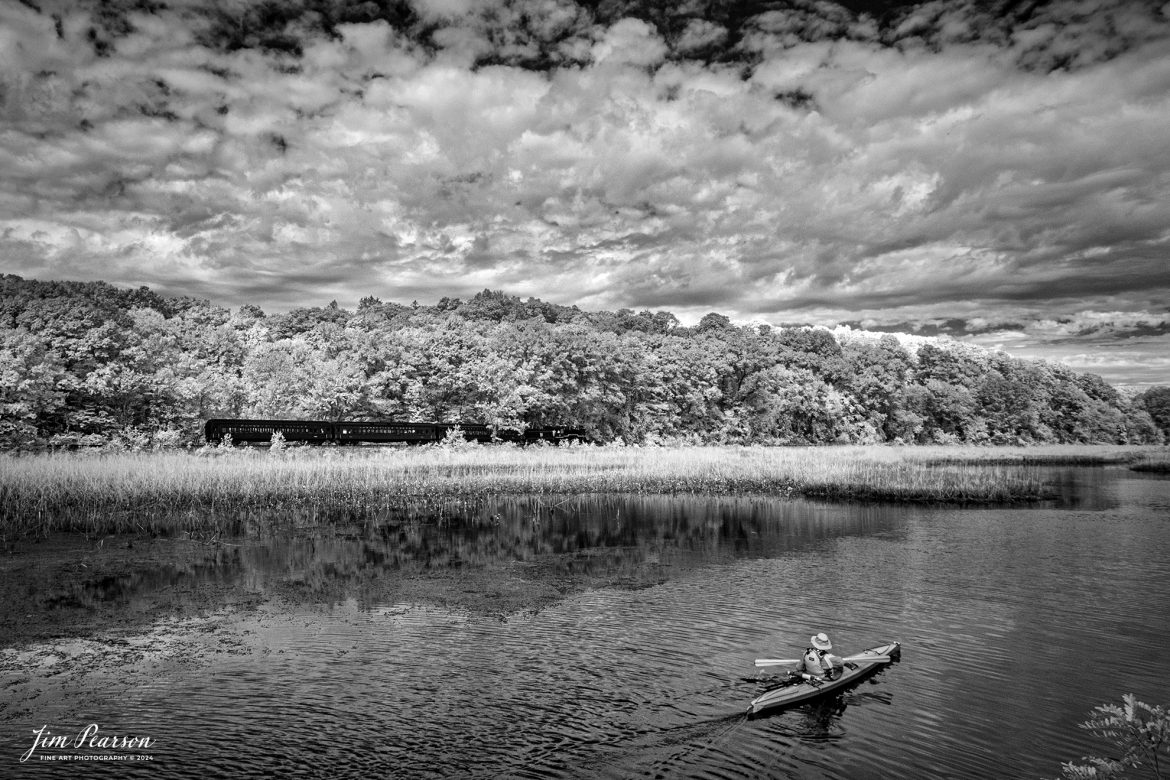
[1,0,1168,387]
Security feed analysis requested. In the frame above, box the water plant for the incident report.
[1057,695,1169,779]
[0,444,1159,539]
[1129,452,1170,474]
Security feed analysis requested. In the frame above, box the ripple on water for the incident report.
[5,474,1170,779]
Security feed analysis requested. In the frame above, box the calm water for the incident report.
[3,466,1169,778]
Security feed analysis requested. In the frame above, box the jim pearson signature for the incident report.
[21,724,155,763]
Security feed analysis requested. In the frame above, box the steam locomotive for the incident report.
[203,418,589,446]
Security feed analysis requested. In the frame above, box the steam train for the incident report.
[203,418,589,446]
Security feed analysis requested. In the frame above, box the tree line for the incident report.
[1,274,1167,449]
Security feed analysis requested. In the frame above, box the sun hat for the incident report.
[811,633,832,651]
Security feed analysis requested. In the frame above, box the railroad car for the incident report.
[204,419,588,446]
[204,419,333,444]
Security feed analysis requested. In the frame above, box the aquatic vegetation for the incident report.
[1129,452,1170,473]
[1056,695,1169,779]
[0,444,1159,538]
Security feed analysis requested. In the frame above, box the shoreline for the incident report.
[1,444,1164,539]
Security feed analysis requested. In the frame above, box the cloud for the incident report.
[591,18,668,66]
[1,0,1169,383]
[410,0,478,23]
[675,19,727,53]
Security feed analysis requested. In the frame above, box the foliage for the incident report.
[1129,452,1170,473]
[0,444,1097,537]
[1137,387,1170,438]
[0,274,1164,449]
[1058,695,1169,779]
[438,424,477,450]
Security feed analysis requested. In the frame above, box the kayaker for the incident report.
[800,633,846,680]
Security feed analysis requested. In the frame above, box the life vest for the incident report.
[800,647,842,678]
[801,647,826,676]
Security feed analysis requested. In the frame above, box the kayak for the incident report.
[748,642,901,716]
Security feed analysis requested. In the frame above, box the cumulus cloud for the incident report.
[675,19,727,53]
[1,0,1169,383]
[591,18,667,66]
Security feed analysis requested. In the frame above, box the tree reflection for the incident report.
[16,495,906,625]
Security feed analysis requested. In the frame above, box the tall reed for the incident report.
[1,444,1159,538]
[1129,450,1170,473]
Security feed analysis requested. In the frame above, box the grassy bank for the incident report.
[1129,451,1170,473]
[1,444,1162,538]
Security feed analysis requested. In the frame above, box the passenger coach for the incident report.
[203,419,588,446]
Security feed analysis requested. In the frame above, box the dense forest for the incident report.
[1,273,1167,450]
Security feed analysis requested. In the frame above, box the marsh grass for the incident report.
[1129,451,1170,473]
[1,444,1161,538]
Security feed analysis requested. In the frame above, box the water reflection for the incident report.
[20,495,911,619]
[38,549,248,611]
[1041,465,1123,509]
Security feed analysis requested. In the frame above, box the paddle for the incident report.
[757,664,881,694]
[754,653,891,668]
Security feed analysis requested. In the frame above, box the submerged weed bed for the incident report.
[0,444,1161,538]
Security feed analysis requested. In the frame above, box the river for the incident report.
[2,465,1168,778]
